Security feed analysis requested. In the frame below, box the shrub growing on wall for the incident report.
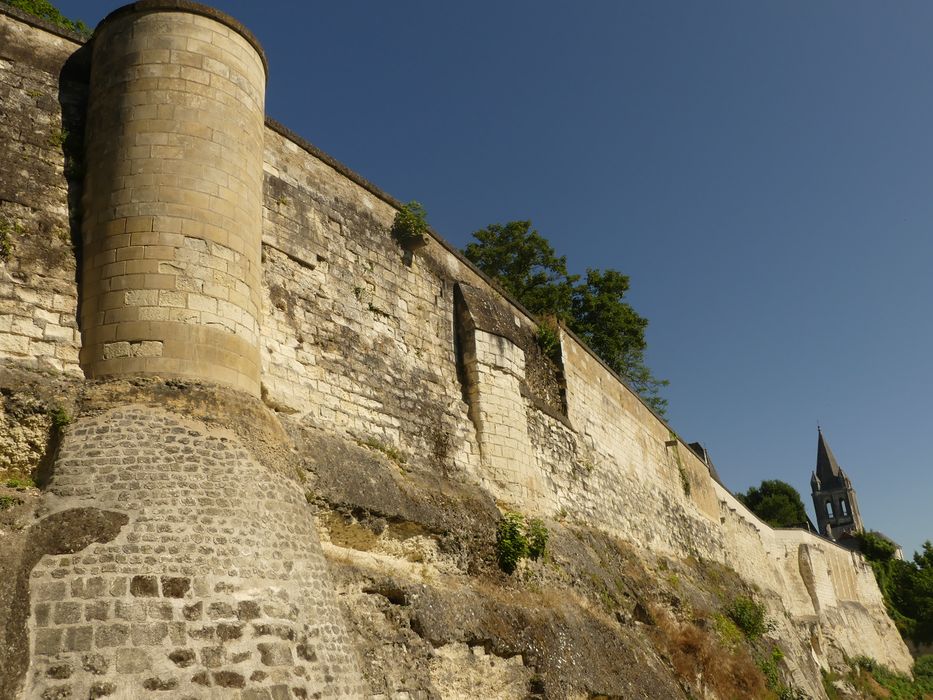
[495,511,548,574]
[391,201,429,248]
[726,596,771,640]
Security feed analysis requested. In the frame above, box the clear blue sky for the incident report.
[59,0,932,558]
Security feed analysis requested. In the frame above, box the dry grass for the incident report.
[650,604,771,700]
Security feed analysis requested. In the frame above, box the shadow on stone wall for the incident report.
[57,45,89,360]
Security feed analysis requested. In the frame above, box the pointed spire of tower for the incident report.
[810,427,864,542]
[816,427,842,480]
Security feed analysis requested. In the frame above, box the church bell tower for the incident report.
[810,428,864,539]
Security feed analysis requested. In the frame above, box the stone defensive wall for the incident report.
[0,1,912,697]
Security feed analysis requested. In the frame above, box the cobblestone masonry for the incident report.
[0,0,914,692]
[26,405,365,698]
[80,4,266,395]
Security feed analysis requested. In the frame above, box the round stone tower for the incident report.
[80,0,267,396]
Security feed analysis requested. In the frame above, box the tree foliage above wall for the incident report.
[735,480,809,529]
[463,220,668,415]
[1,0,90,35]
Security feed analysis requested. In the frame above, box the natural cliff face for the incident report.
[0,3,913,698]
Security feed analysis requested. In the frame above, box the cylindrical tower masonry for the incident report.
[80,1,267,395]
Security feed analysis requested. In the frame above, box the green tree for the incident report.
[735,480,809,528]
[571,268,668,413]
[463,221,577,319]
[896,541,933,645]
[463,221,668,414]
[858,535,933,646]
[1,0,90,35]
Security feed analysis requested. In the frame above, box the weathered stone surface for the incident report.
[87,682,115,698]
[129,576,158,598]
[212,670,245,688]
[0,2,914,699]
[160,577,190,599]
[79,4,266,396]
[0,11,84,379]
[168,648,196,668]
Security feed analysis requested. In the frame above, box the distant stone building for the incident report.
[810,429,864,540]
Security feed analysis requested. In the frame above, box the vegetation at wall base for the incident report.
[736,480,809,529]
[1,0,90,35]
[856,532,933,647]
[495,511,548,574]
[463,220,668,414]
[726,595,772,641]
[841,654,933,699]
[651,597,808,700]
[5,476,36,490]
[0,494,23,510]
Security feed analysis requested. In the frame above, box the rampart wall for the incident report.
[0,2,914,696]
[251,74,910,672]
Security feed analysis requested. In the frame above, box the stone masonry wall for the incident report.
[0,11,85,376]
[557,326,911,671]
[0,3,914,694]
[80,6,267,395]
[26,405,364,698]
[259,127,485,481]
[461,328,544,507]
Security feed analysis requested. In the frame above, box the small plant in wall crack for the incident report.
[495,511,548,574]
[667,431,692,497]
[367,302,391,319]
[678,465,691,496]
[49,405,70,432]
[0,217,22,261]
[534,317,561,362]
[358,437,407,466]
[48,127,67,148]
[391,200,430,250]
